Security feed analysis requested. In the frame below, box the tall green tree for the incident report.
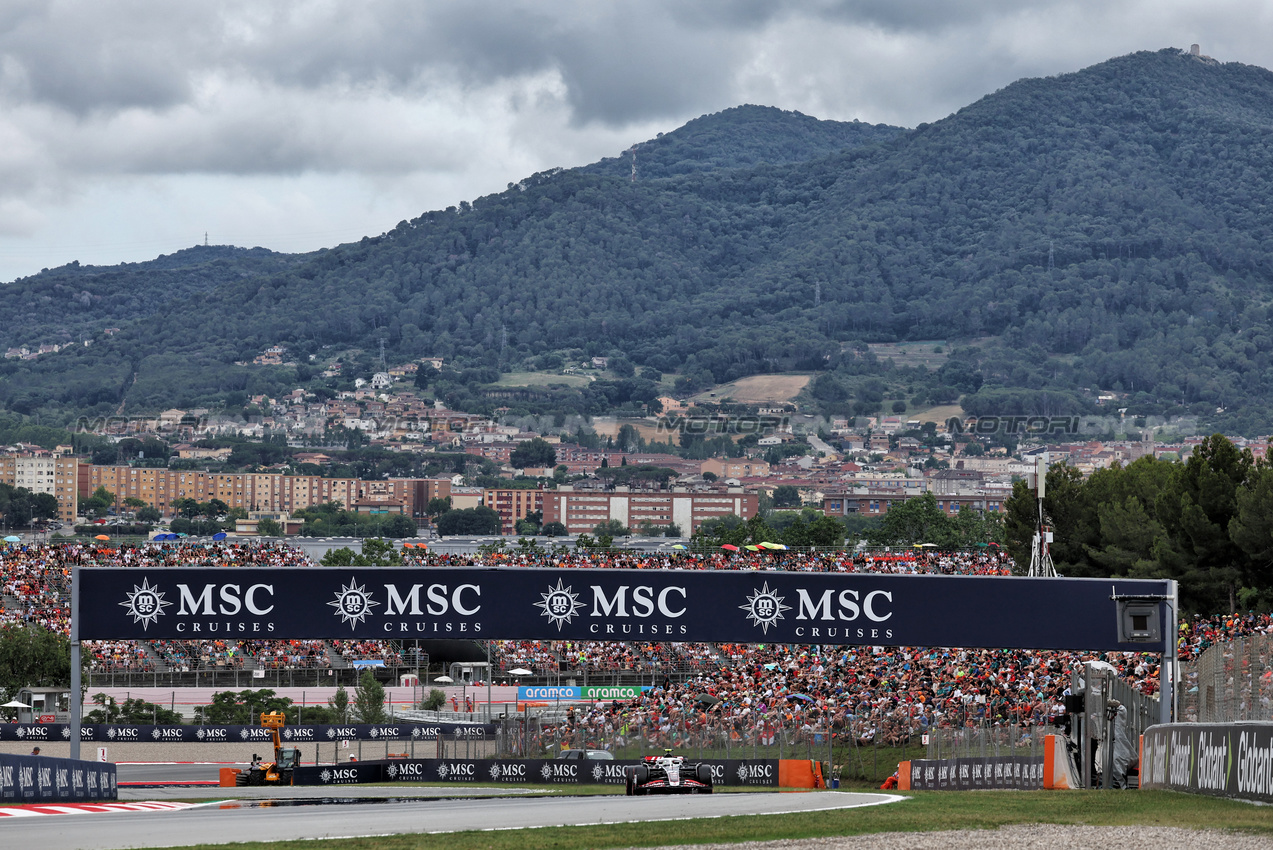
[0,624,74,703]
[352,670,387,723]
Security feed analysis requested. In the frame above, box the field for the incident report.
[493,371,593,388]
[906,403,965,425]
[157,789,1273,849]
[693,374,811,404]
[865,341,951,370]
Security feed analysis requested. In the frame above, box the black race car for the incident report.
[624,752,713,795]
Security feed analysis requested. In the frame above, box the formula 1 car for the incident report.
[624,751,713,795]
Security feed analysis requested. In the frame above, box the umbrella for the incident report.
[695,693,720,706]
[787,694,814,702]
[671,544,686,550]
[3,535,20,543]
[922,543,938,548]
[434,675,454,683]
[745,545,761,551]
[94,534,110,541]
[212,532,227,541]
[2,699,31,708]
[508,668,533,676]
[720,544,740,552]
[760,542,788,550]
[403,542,414,549]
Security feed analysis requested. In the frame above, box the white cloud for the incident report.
[1,0,1271,281]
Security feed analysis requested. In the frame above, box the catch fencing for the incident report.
[1182,635,1273,723]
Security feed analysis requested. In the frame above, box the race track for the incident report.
[1,790,902,849]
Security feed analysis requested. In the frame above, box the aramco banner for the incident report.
[77,566,1171,651]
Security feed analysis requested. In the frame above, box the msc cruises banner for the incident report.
[77,566,1172,651]
[0,722,495,744]
[907,756,1043,791]
[1141,723,1273,803]
[0,752,117,802]
[294,757,780,787]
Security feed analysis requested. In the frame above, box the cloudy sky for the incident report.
[0,0,1268,282]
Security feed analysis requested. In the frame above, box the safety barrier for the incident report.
[0,752,117,802]
[0,721,495,744]
[292,757,827,788]
[898,734,1075,791]
[1141,722,1273,803]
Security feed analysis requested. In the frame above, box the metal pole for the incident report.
[71,566,82,760]
[486,641,492,720]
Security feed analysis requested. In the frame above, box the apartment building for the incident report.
[0,454,79,522]
[541,487,757,535]
[481,488,545,535]
[81,466,450,519]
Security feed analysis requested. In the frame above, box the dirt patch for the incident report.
[694,374,811,405]
[908,404,965,424]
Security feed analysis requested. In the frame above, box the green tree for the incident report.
[352,670,387,723]
[510,437,557,469]
[542,521,567,537]
[592,519,629,538]
[0,624,74,703]
[869,493,951,547]
[200,689,292,725]
[420,688,447,711]
[256,517,282,537]
[328,686,351,723]
[436,506,501,535]
[136,505,162,524]
[771,485,802,508]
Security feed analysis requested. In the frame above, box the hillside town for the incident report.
[0,357,1261,539]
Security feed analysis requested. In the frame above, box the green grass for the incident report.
[154,790,1273,849]
[493,371,592,388]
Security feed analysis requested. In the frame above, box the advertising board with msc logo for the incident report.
[80,566,1172,651]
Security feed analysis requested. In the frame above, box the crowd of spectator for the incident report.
[4,539,1272,743]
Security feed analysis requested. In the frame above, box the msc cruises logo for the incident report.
[119,577,171,631]
[329,578,379,629]
[740,582,790,635]
[535,579,584,631]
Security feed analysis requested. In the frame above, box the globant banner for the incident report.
[0,722,495,744]
[0,752,117,802]
[1141,723,1273,803]
[77,566,1172,651]
[295,757,780,787]
[517,685,651,701]
[906,756,1044,790]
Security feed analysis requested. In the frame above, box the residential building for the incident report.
[0,454,79,522]
[542,487,757,535]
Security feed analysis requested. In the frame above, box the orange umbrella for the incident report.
[403,542,414,549]
[94,534,110,541]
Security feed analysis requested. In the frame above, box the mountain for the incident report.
[579,104,903,179]
[0,245,312,350]
[5,48,1273,433]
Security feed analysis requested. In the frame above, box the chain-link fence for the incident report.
[1182,635,1273,723]
[489,705,922,785]
[924,722,1047,762]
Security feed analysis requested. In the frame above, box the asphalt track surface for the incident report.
[2,790,902,849]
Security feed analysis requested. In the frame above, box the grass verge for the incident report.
[156,789,1273,849]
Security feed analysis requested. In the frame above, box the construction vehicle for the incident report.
[234,711,301,786]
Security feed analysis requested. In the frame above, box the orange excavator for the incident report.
[235,712,302,786]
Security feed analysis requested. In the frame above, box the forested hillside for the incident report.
[5,48,1273,432]
[579,104,903,179]
[0,246,310,349]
